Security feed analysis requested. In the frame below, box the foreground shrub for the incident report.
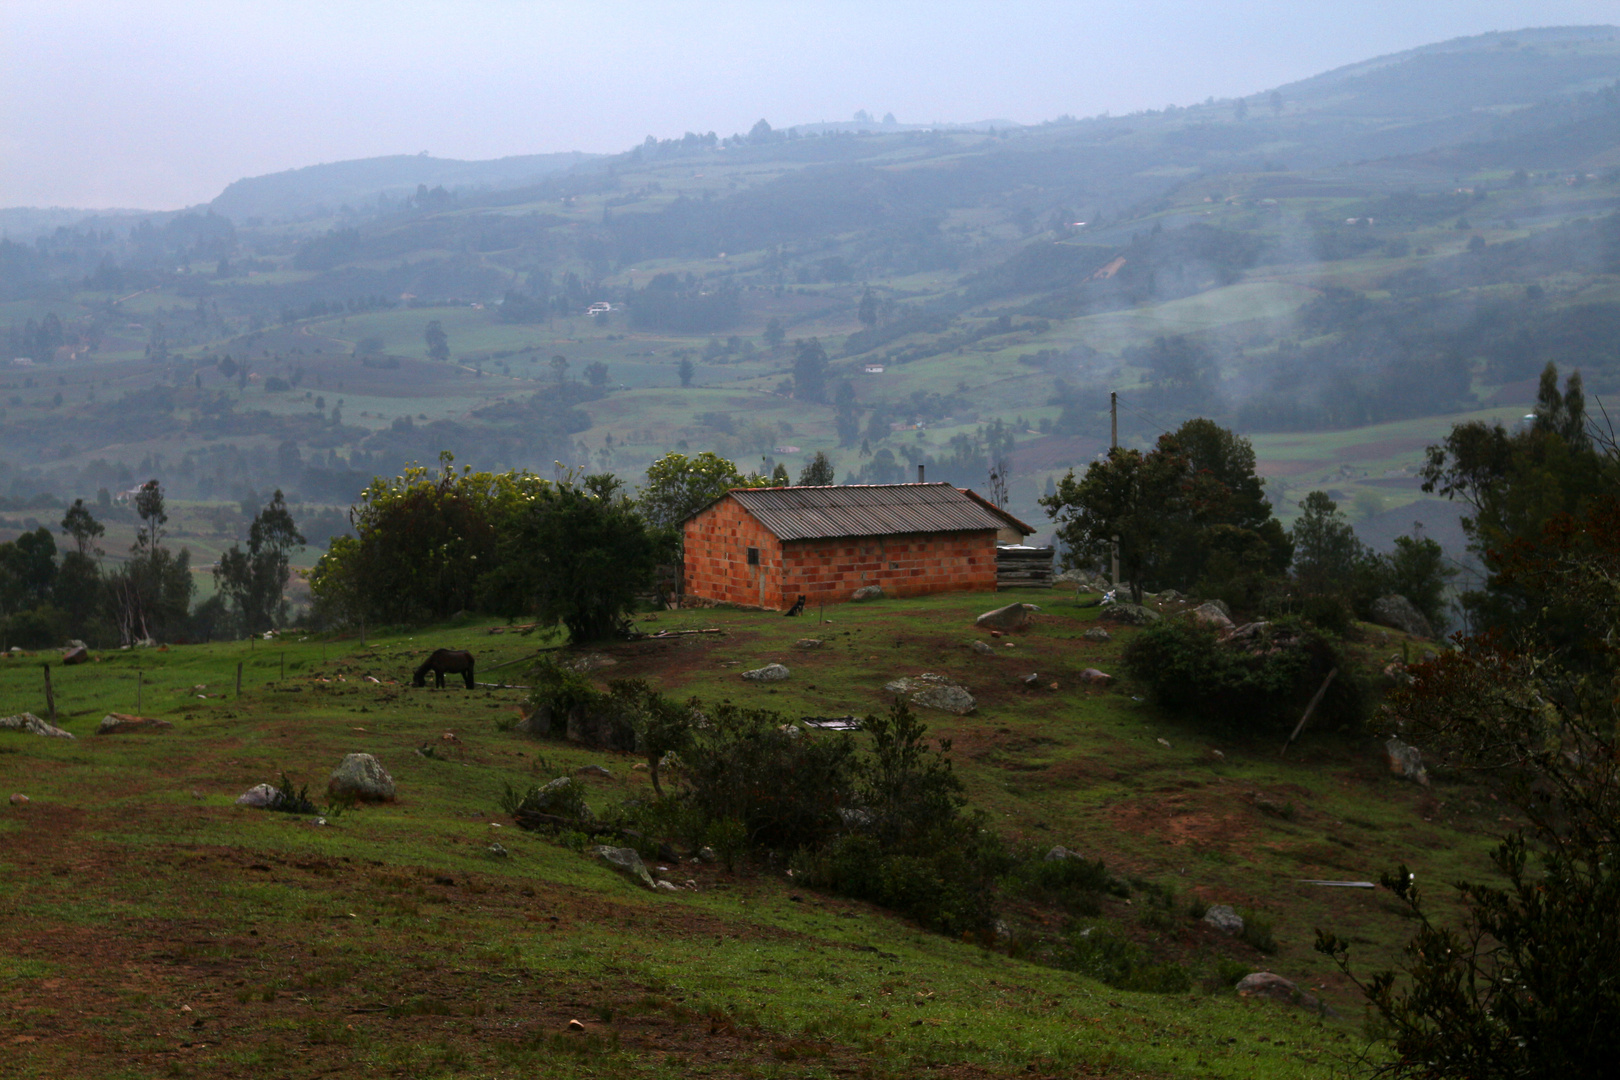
[1122,615,1363,731]
[1058,928,1193,994]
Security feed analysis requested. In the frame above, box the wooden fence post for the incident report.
[41,663,55,722]
[136,669,142,713]
[236,661,243,699]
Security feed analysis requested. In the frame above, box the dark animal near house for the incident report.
[784,595,807,617]
[414,649,475,689]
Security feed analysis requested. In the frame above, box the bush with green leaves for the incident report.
[1122,614,1363,731]
[1058,928,1193,994]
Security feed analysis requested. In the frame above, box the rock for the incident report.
[970,640,994,655]
[975,602,1039,631]
[1078,668,1113,686]
[488,842,509,858]
[562,652,618,673]
[838,807,874,828]
[514,706,553,737]
[591,845,656,890]
[793,638,823,649]
[654,879,680,892]
[1082,627,1112,642]
[1235,972,1334,1014]
[575,764,612,778]
[1383,661,1413,686]
[96,713,173,735]
[1202,905,1244,936]
[1190,602,1234,631]
[235,783,281,808]
[1385,737,1430,786]
[0,712,74,739]
[9,793,29,806]
[1021,672,1041,687]
[1099,603,1160,626]
[1371,594,1434,639]
[1045,845,1083,862]
[850,585,885,601]
[658,841,680,863]
[524,776,592,818]
[326,753,396,803]
[1156,589,1183,603]
[741,663,790,682]
[696,846,718,863]
[568,1019,586,1031]
[884,673,975,715]
[61,645,89,665]
[1053,568,1090,585]
[1226,620,1271,641]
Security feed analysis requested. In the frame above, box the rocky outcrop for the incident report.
[0,713,73,739]
[1385,737,1430,785]
[96,714,172,735]
[1371,595,1434,638]
[326,753,396,803]
[741,663,790,682]
[884,673,975,714]
[1099,603,1159,626]
[592,845,656,890]
[975,603,1039,631]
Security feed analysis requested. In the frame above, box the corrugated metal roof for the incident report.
[693,483,1025,542]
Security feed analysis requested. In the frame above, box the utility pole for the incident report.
[1110,391,1120,588]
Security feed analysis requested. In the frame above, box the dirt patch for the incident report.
[1107,787,1257,855]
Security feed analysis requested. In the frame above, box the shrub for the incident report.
[1122,615,1363,731]
[679,702,857,851]
[267,772,319,815]
[1058,929,1192,994]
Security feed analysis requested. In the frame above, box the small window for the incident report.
[746,546,760,566]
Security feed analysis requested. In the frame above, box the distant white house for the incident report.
[863,363,885,374]
[10,357,33,367]
[586,302,612,316]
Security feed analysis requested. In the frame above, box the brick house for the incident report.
[681,483,1034,610]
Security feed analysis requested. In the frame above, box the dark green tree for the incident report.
[763,317,785,348]
[584,361,609,388]
[424,320,450,362]
[798,451,836,486]
[834,381,860,447]
[107,481,193,645]
[678,357,695,387]
[792,338,829,403]
[857,289,878,328]
[214,490,306,633]
[1041,418,1289,603]
[489,474,673,641]
[0,527,57,614]
[1317,497,1620,1079]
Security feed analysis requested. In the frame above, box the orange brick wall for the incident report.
[684,497,997,609]
[683,498,788,609]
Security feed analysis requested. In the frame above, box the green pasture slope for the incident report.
[0,592,1504,1078]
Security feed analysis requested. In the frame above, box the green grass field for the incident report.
[0,591,1503,1077]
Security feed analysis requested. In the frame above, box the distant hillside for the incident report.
[208,151,599,222]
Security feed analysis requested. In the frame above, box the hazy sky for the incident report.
[3,1,1615,210]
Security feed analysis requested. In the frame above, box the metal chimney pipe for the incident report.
[917,464,925,483]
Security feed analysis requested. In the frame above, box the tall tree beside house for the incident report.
[678,357,695,387]
[1041,418,1290,604]
[834,381,861,447]
[639,450,767,531]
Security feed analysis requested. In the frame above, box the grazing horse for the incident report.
[784,595,807,617]
[413,649,475,689]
